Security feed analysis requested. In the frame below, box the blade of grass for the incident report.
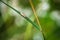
[0,0,40,31]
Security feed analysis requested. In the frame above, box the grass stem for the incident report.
[29,0,42,32]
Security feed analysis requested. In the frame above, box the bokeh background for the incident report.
[0,0,60,40]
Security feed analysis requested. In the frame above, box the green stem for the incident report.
[0,0,40,31]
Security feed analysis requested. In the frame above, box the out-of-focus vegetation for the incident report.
[0,0,60,40]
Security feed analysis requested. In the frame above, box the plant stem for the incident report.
[29,0,45,40]
[0,0,40,31]
[29,0,42,32]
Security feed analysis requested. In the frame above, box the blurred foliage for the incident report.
[0,0,60,40]
[18,0,40,8]
[49,0,60,10]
